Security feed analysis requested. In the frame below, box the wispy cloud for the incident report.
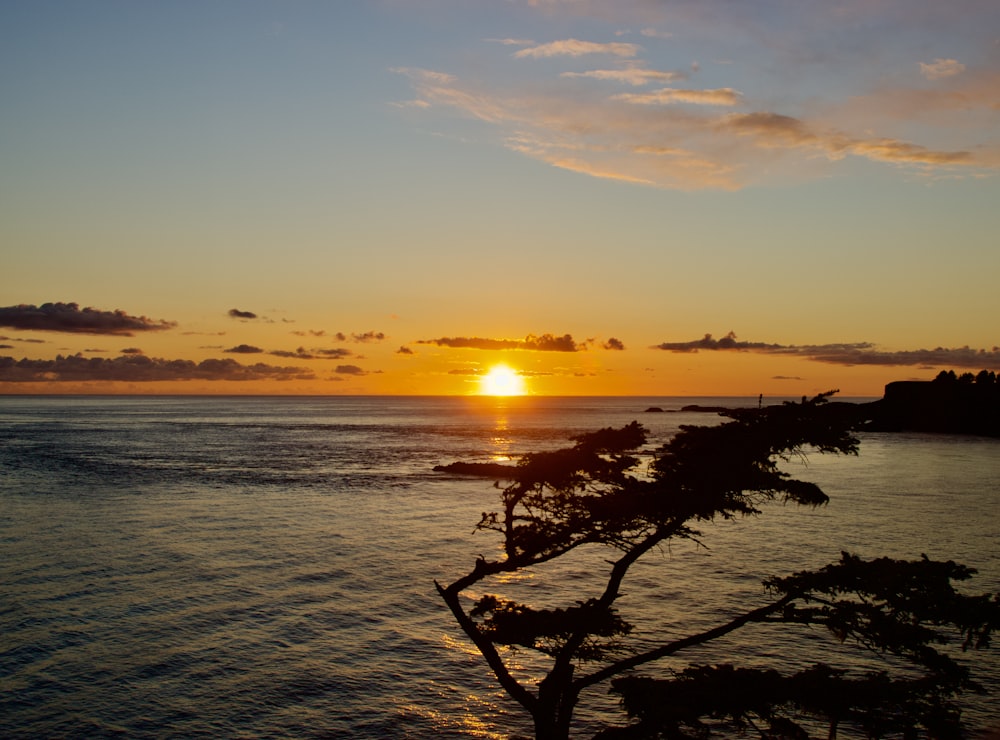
[920,58,966,80]
[615,87,742,106]
[513,39,640,59]
[418,333,582,352]
[334,364,366,376]
[603,337,626,350]
[224,344,265,354]
[561,68,684,86]
[654,332,1000,369]
[0,354,314,382]
[721,112,974,166]
[393,2,998,189]
[0,303,176,336]
[486,38,534,47]
[351,331,386,343]
[269,347,353,360]
[0,335,47,344]
[396,66,984,188]
[640,28,672,40]
[315,347,353,358]
[228,308,258,320]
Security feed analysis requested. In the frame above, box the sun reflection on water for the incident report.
[488,413,514,463]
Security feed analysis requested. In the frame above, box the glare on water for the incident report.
[1,396,997,738]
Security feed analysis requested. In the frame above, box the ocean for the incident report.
[1,395,998,738]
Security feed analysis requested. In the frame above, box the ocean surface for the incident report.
[1,395,998,739]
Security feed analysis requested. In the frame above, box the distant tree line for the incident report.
[933,369,999,385]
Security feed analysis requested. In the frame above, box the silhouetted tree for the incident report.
[437,394,999,739]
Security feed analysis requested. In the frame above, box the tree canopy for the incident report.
[436,394,999,739]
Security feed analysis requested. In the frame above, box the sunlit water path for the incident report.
[1,396,997,738]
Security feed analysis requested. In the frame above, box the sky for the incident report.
[2,0,999,396]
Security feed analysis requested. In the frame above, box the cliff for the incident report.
[863,378,1000,437]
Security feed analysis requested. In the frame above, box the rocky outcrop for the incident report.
[863,379,1000,437]
[432,461,518,478]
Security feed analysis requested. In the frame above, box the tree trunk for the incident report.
[532,666,576,740]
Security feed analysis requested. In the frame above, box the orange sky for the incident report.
[0,308,989,397]
[2,2,998,396]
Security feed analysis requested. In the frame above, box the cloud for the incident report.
[7,337,47,344]
[390,67,457,85]
[721,111,974,167]
[396,346,414,355]
[655,331,785,353]
[316,347,353,358]
[228,308,258,320]
[418,333,583,352]
[334,364,366,375]
[830,68,1000,134]
[561,68,683,86]
[799,345,1000,369]
[420,336,520,351]
[514,39,640,59]
[266,346,353,360]
[653,332,1000,369]
[920,58,966,80]
[121,347,144,355]
[405,64,967,189]
[604,337,626,350]
[270,349,311,360]
[640,28,672,39]
[0,302,176,336]
[352,331,386,343]
[526,333,580,351]
[0,354,315,382]
[224,344,264,354]
[487,38,534,47]
[615,87,742,106]
[394,6,999,190]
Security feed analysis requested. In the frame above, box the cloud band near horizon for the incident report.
[655,332,1000,369]
[418,333,582,351]
[0,355,315,382]
[0,303,176,336]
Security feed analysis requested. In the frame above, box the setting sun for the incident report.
[479,364,527,396]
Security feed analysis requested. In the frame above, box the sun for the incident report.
[479,364,527,396]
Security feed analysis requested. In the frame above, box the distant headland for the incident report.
[654,370,1000,438]
[860,370,1000,437]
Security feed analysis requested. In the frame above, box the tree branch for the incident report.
[575,592,797,691]
[436,578,538,713]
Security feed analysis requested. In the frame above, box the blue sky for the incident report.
[2,1,998,395]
